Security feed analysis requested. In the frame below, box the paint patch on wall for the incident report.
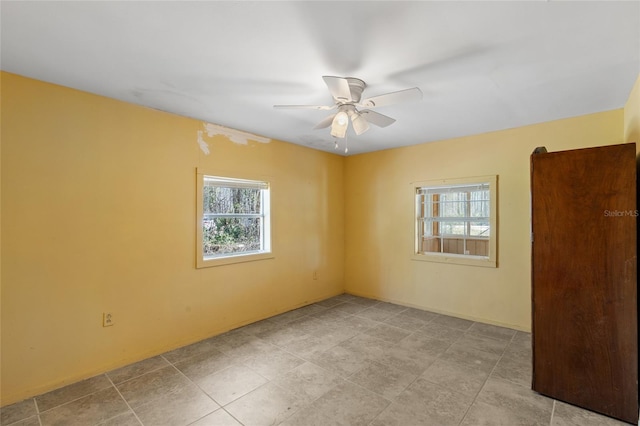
[203,123,270,145]
[197,130,210,155]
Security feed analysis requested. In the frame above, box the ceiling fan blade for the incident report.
[313,114,337,130]
[274,104,335,110]
[348,110,370,135]
[359,87,422,108]
[323,76,352,102]
[360,110,396,128]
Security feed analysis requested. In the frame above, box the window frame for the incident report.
[412,175,498,268]
[196,169,273,268]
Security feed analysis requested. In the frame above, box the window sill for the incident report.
[197,251,274,268]
[412,252,497,268]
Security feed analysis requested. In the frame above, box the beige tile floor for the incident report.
[1,294,632,426]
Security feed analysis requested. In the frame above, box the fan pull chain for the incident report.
[334,138,338,150]
[344,133,349,154]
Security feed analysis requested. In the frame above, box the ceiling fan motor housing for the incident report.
[344,77,366,103]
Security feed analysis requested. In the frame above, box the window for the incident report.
[196,171,272,268]
[413,176,497,267]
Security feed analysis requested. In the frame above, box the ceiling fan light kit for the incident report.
[274,76,423,150]
[330,110,349,138]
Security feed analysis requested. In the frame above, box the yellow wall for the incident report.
[624,74,640,144]
[344,109,624,331]
[2,69,637,405]
[0,72,344,405]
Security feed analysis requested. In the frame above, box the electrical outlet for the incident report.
[103,312,114,327]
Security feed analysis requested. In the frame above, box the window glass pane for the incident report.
[204,186,261,215]
[203,217,262,257]
[470,221,490,236]
[469,190,490,217]
[438,192,467,217]
[422,220,432,237]
[440,221,466,235]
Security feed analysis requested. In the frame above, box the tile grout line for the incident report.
[33,396,40,415]
[257,304,396,425]
[549,399,556,426]
[256,369,338,425]
[31,376,113,417]
[454,323,515,425]
[32,397,43,426]
[112,356,219,425]
[367,318,478,426]
[297,343,394,426]
[238,336,376,426]
[105,374,145,426]
[350,312,446,426]
[168,355,247,426]
[108,358,173,388]
[169,360,224,403]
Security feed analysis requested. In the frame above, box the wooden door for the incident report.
[531,143,638,424]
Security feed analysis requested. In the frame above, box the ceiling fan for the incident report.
[274,76,422,139]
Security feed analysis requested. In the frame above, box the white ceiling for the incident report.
[2,1,639,155]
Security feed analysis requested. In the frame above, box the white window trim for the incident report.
[196,168,274,268]
[411,175,498,268]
